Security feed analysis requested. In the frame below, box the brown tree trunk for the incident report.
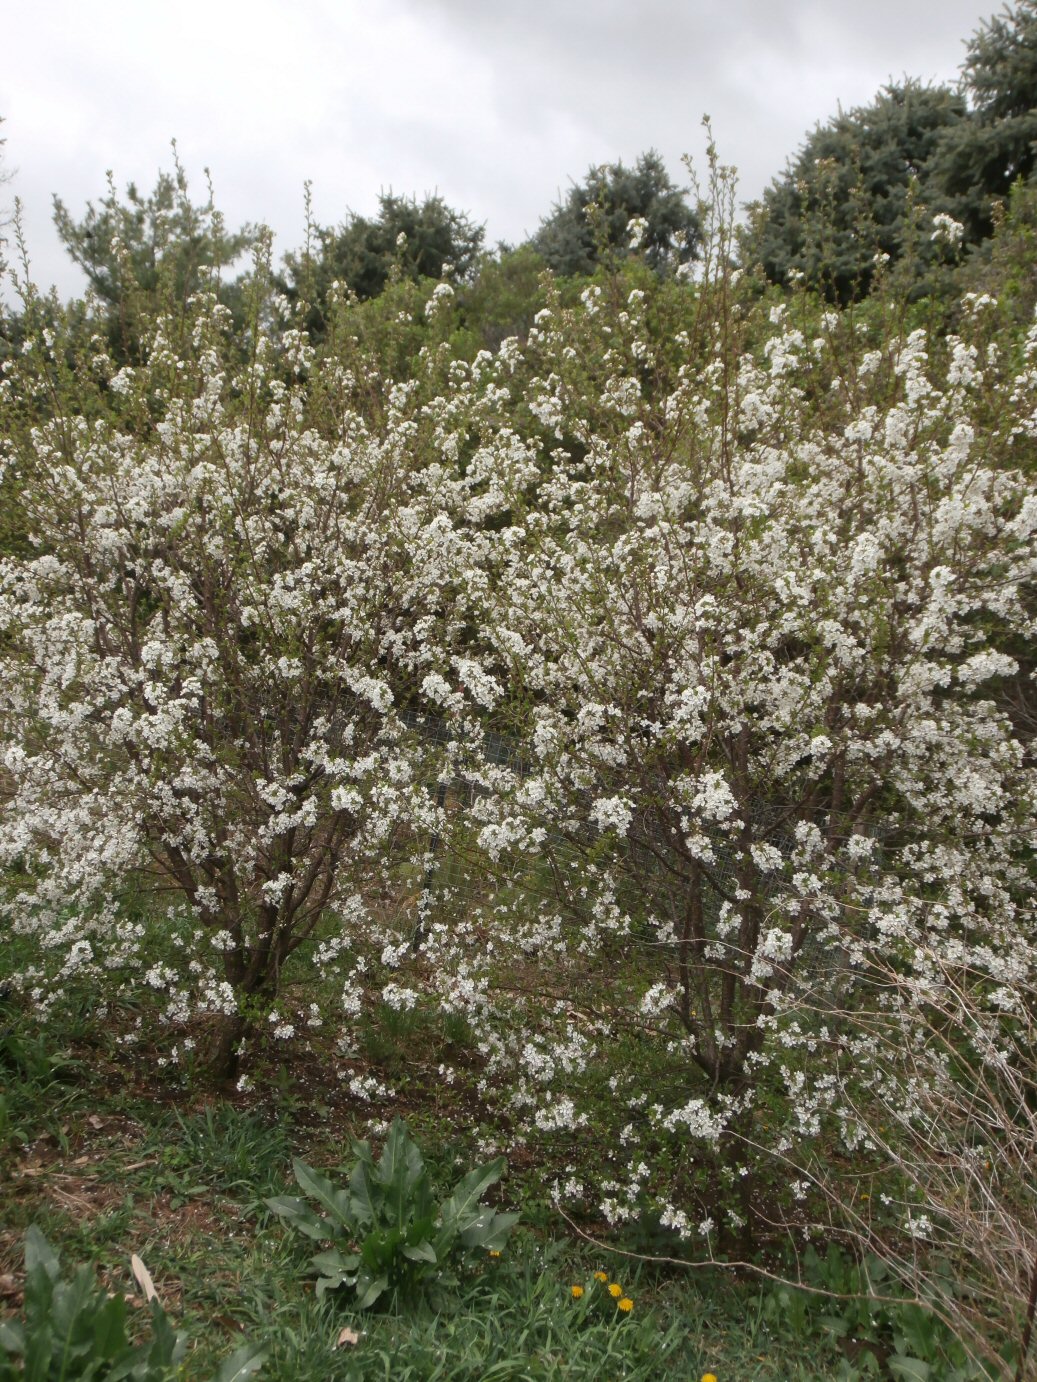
[208,1011,248,1084]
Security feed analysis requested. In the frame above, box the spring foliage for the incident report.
[2,159,1036,1369]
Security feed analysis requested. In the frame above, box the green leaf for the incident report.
[377,1118,422,1188]
[0,1321,25,1356]
[888,1358,933,1381]
[347,1156,378,1230]
[90,1293,129,1361]
[144,1294,186,1369]
[213,1338,268,1381]
[291,1160,354,1230]
[23,1228,60,1282]
[459,1210,520,1251]
[354,1272,389,1310]
[263,1194,329,1241]
[435,1157,505,1255]
[360,1227,402,1275]
[378,1120,431,1230]
[401,1240,437,1264]
[310,1248,360,1289]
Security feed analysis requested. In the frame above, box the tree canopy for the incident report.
[531,150,700,278]
[933,0,1037,240]
[282,190,484,335]
[748,81,966,303]
[52,159,256,356]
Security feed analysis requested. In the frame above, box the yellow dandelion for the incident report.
[617,1297,633,1312]
[488,1249,501,1258]
[593,1271,608,1282]
[571,1284,584,1299]
[608,1282,623,1298]
[702,1373,719,1382]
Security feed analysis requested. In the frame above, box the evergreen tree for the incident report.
[934,0,1037,241]
[52,157,256,356]
[282,190,484,335]
[748,81,966,304]
[531,150,700,278]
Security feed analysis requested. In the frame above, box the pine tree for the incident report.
[934,0,1037,241]
[748,81,965,304]
[531,150,699,278]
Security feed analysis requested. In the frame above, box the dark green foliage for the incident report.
[266,1117,518,1309]
[531,150,700,278]
[0,1018,82,1157]
[763,1245,999,1380]
[458,244,548,351]
[282,190,484,336]
[749,81,966,303]
[934,0,1037,241]
[52,158,256,359]
[0,1227,267,1381]
[954,175,1037,329]
[0,1227,186,1381]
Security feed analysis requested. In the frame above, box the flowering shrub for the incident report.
[2,172,1036,1366]
[0,254,487,1074]
[423,261,1036,1255]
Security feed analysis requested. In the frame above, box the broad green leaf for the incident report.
[0,1321,25,1355]
[310,1248,360,1279]
[213,1339,268,1381]
[23,1228,60,1282]
[22,1326,54,1382]
[354,1272,389,1310]
[401,1240,437,1264]
[377,1118,418,1185]
[48,1270,98,1345]
[360,1227,403,1274]
[377,1118,427,1224]
[292,1160,354,1229]
[264,1194,329,1241]
[107,1352,149,1382]
[889,1358,933,1381]
[435,1157,505,1254]
[459,1210,520,1251]
[405,1215,437,1246]
[144,1295,186,1368]
[89,1294,129,1360]
[348,1157,378,1230]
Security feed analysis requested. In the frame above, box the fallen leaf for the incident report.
[0,1274,21,1301]
[130,1254,159,1303]
[336,1327,361,1348]
[87,1114,104,1130]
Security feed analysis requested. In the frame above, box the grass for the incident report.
[0,981,1001,1380]
[0,957,985,1337]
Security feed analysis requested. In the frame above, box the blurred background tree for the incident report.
[52,156,257,359]
[933,0,1037,241]
[746,81,966,303]
[282,190,484,337]
[530,149,700,278]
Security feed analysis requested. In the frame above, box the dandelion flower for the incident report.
[571,1284,584,1299]
[594,1271,608,1282]
[618,1297,633,1312]
[608,1282,623,1298]
[702,1374,719,1382]
[488,1249,501,1258]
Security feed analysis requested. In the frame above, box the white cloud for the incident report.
[0,0,999,298]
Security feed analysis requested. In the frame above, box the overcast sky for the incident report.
[1,0,1002,299]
